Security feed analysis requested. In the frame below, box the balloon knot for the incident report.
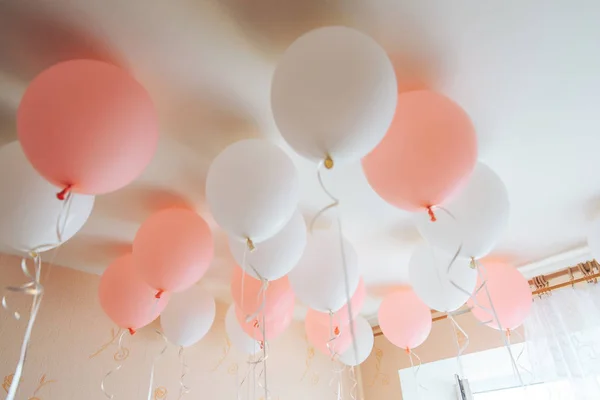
[506,329,511,338]
[253,320,260,329]
[56,184,73,201]
[155,289,165,299]
[128,328,136,335]
[334,326,340,336]
[246,238,256,252]
[324,155,334,169]
[427,206,437,222]
[405,347,410,355]
[259,341,264,350]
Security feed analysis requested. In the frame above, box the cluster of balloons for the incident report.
[207,138,372,360]
[365,85,530,350]
[5,23,539,365]
[100,207,216,346]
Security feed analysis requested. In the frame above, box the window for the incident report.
[398,344,580,400]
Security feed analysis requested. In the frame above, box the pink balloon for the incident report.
[133,208,214,296]
[468,262,532,331]
[231,267,294,321]
[98,254,169,333]
[378,288,432,350]
[305,309,354,357]
[236,293,295,341]
[17,60,158,195]
[308,278,366,328]
[362,90,477,216]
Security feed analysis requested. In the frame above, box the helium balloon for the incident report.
[339,316,374,366]
[0,142,94,253]
[98,254,169,334]
[133,209,214,296]
[17,60,158,195]
[228,210,306,281]
[231,268,294,322]
[225,305,261,355]
[305,309,354,357]
[363,90,477,214]
[378,288,432,350]
[468,262,532,331]
[288,229,360,312]
[308,278,366,328]
[409,244,476,312]
[206,139,300,244]
[160,287,216,347]
[236,292,295,342]
[271,26,397,167]
[416,162,509,259]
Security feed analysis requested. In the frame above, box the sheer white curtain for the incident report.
[524,283,600,398]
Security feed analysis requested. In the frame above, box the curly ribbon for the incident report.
[101,330,127,399]
[327,361,346,400]
[238,283,271,400]
[147,330,169,400]
[349,366,358,400]
[448,313,470,378]
[310,162,359,373]
[3,193,74,400]
[211,337,231,372]
[430,206,521,384]
[177,346,190,399]
[472,260,524,386]
[407,348,427,397]
[507,329,534,385]
[326,311,341,360]
[300,345,315,382]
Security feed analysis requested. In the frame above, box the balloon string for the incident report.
[240,244,249,316]
[328,362,346,400]
[244,278,269,324]
[147,329,169,400]
[408,349,427,397]
[311,162,359,374]
[101,330,127,399]
[177,346,191,399]
[448,314,470,378]
[509,329,534,385]
[349,366,358,400]
[4,192,73,400]
[325,311,341,360]
[260,285,269,399]
[474,260,523,386]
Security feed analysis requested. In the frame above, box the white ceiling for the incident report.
[1,0,600,312]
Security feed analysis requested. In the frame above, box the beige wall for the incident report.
[360,313,524,400]
[0,254,351,399]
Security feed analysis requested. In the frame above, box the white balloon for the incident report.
[288,229,360,312]
[338,316,374,367]
[0,141,94,253]
[409,244,477,312]
[225,304,261,355]
[228,210,306,281]
[271,26,397,166]
[206,139,300,243]
[160,287,216,347]
[415,162,510,259]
